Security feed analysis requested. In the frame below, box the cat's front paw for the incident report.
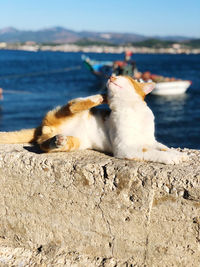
[89,94,104,105]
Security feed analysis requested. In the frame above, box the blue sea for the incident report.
[0,50,199,149]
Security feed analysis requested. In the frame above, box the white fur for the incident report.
[106,76,188,164]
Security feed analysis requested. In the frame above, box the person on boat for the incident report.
[113,60,127,76]
[124,50,133,62]
[124,50,138,76]
[113,51,138,77]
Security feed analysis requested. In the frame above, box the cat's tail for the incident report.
[0,128,37,144]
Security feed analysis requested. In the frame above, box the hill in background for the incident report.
[0,27,198,48]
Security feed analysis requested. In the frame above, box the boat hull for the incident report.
[152,81,191,95]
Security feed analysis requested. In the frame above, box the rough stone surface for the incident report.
[0,144,199,266]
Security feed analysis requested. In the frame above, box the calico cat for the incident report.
[0,75,187,164]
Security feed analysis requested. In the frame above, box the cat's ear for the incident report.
[139,82,155,95]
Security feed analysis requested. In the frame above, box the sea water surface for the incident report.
[0,50,199,149]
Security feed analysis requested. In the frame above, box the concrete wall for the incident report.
[0,144,199,266]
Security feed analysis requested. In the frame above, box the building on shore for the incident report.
[1,42,200,54]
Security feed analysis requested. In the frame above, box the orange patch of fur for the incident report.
[69,99,98,113]
[142,148,148,152]
[42,104,72,127]
[66,136,80,151]
[125,76,146,100]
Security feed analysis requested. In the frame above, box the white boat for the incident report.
[152,80,191,96]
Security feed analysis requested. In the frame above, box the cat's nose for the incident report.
[110,76,117,82]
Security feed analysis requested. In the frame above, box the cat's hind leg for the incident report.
[154,141,169,151]
[141,149,188,164]
[154,141,188,162]
[39,134,80,152]
[115,147,188,164]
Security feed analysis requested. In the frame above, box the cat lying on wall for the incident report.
[0,75,188,164]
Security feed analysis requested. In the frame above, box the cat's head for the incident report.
[107,75,155,101]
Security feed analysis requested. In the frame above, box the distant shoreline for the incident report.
[0,43,200,54]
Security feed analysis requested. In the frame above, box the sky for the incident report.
[1,0,200,37]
